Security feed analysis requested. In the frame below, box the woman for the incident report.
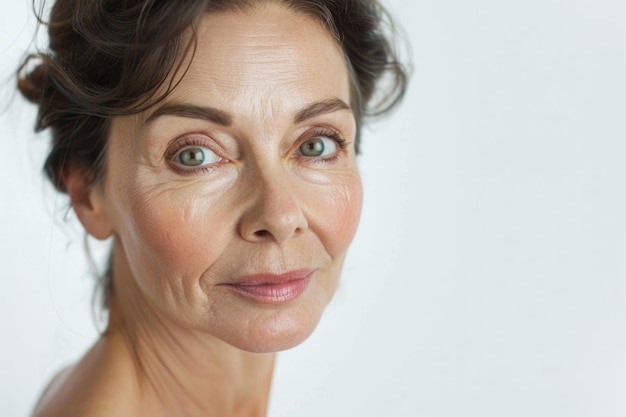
[19,0,408,415]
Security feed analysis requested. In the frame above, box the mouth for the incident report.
[218,269,314,304]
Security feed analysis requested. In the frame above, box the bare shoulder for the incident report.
[31,338,138,417]
[31,366,73,416]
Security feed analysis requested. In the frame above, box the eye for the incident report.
[175,146,220,167]
[299,136,338,157]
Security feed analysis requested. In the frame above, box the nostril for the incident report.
[254,230,271,238]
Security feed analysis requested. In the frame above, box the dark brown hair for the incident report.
[18,0,409,309]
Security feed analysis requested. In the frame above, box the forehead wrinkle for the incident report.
[217,38,320,81]
[197,6,342,66]
[203,3,334,44]
[141,6,351,141]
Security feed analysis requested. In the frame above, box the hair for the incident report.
[18,0,409,310]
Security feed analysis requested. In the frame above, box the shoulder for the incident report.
[31,339,138,417]
[31,366,72,417]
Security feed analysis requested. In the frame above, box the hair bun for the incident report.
[17,55,50,105]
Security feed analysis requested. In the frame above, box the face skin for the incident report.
[86,3,362,353]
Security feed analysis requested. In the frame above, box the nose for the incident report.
[238,167,308,244]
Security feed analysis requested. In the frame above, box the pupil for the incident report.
[180,148,205,166]
[301,138,324,156]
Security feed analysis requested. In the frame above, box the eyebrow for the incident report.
[143,98,351,127]
[144,103,232,127]
[293,98,351,123]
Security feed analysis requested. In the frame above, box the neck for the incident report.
[102,243,276,417]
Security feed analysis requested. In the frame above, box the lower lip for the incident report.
[221,274,312,304]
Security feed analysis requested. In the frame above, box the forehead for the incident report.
[155,4,351,122]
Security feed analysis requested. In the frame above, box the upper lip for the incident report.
[220,269,314,286]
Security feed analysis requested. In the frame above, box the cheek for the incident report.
[115,185,234,282]
[306,171,363,258]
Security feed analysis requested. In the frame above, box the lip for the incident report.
[218,269,313,304]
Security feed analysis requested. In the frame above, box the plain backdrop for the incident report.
[2,0,626,416]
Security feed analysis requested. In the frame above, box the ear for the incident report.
[63,168,114,240]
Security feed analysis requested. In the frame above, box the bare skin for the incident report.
[33,244,276,417]
[33,4,361,416]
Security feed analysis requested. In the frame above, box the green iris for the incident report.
[179,148,205,166]
[300,138,325,156]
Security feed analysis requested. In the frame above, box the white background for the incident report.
[2,0,626,416]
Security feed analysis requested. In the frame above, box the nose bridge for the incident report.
[255,162,294,212]
[239,159,307,243]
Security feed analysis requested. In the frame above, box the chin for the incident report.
[214,300,329,353]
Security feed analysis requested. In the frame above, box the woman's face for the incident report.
[97,4,362,352]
